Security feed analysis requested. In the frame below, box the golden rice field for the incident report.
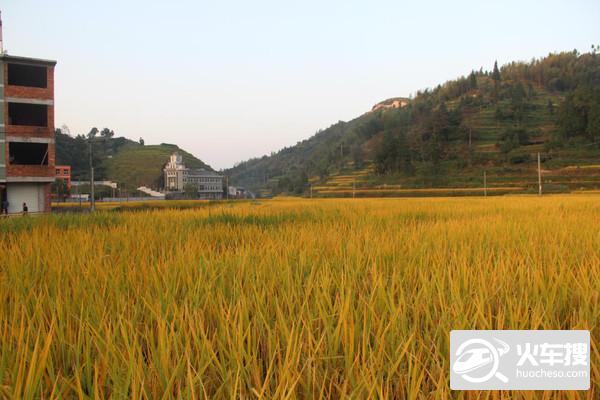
[1,196,599,399]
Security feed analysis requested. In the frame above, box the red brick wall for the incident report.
[3,64,54,138]
[2,63,55,213]
[55,166,71,189]
[3,102,54,138]
[43,183,51,212]
[3,65,54,100]
[5,141,55,177]
[6,165,55,177]
[4,63,55,180]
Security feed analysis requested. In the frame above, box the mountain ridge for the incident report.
[225,50,600,196]
[55,131,212,192]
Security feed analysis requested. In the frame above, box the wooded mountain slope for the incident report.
[56,131,211,191]
[227,50,600,197]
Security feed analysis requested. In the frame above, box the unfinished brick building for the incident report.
[0,53,57,213]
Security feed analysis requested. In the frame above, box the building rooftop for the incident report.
[0,53,57,66]
[188,168,222,177]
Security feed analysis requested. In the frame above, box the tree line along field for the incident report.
[0,197,599,398]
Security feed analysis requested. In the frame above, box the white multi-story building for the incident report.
[164,153,223,199]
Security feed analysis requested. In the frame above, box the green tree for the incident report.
[469,71,478,89]
[292,170,309,194]
[277,176,292,193]
[183,183,198,199]
[492,61,501,103]
[558,90,589,139]
[499,127,529,153]
[51,179,70,201]
[351,144,364,169]
[374,129,413,175]
[432,103,451,141]
[396,130,414,175]
[587,101,600,142]
[87,127,98,140]
[511,82,527,123]
[511,82,526,106]
[375,130,399,174]
[459,120,477,148]
[492,61,501,82]
[100,128,115,139]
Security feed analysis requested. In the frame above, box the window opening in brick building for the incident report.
[9,142,49,165]
[7,63,48,88]
[7,103,48,127]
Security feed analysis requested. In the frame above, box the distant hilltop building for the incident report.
[371,97,410,112]
[163,153,223,199]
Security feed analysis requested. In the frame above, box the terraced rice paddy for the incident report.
[1,196,599,398]
[309,160,600,198]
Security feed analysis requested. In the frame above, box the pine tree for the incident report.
[492,61,501,103]
[469,71,478,89]
[492,61,501,81]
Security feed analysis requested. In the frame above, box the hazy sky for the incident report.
[2,1,599,169]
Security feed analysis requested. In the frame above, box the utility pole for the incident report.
[0,11,4,54]
[537,152,542,196]
[89,139,95,211]
[483,171,487,197]
[76,179,81,209]
[226,176,229,200]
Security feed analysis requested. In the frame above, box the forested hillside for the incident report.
[55,129,212,191]
[227,50,600,196]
